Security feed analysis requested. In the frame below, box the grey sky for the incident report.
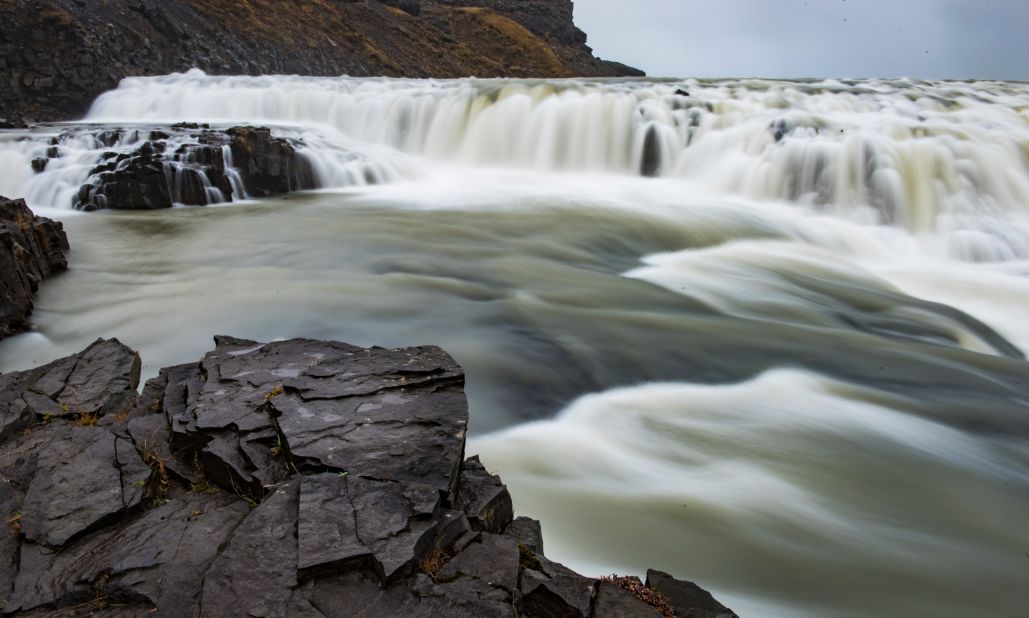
[574,0,1029,80]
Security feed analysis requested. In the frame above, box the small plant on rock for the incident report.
[190,480,219,495]
[598,574,675,618]
[74,412,99,427]
[518,543,545,573]
[270,434,284,458]
[418,547,452,582]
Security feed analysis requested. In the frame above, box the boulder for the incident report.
[454,455,514,534]
[646,569,740,617]
[76,148,172,211]
[225,126,316,196]
[0,197,69,340]
[593,581,665,617]
[67,125,315,211]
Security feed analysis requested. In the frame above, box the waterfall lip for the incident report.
[5,74,1029,259]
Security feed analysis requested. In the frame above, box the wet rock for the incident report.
[520,553,596,618]
[7,492,249,614]
[0,336,735,617]
[68,125,314,211]
[20,425,151,547]
[0,197,69,340]
[76,149,171,210]
[297,472,369,575]
[455,455,513,533]
[0,338,139,441]
[225,126,315,196]
[201,480,300,618]
[440,532,520,598]
[348,474,441,583]
[647,569,740,618]
[593,581,664,617]
[640,125,663,177]
[504,515,544,554]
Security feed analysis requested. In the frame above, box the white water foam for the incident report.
[471,369,1029,618]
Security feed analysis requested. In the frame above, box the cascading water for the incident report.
[3,71,1029,260]
[2,72,1029,618]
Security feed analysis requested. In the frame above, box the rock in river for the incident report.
[0,197,68,341]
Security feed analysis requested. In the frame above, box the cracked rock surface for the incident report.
[0,335,737,617]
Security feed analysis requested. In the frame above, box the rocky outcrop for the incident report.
[61,125,315,210]
[0,0,644,124]
[223,126,317,197]
[0,336,736,617]
[0,197,68,340]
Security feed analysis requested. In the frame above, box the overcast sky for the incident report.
[574,0,1029,80]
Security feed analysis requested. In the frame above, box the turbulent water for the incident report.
[2,73,1029,617]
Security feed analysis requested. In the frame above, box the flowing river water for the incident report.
[2,73,1029,617]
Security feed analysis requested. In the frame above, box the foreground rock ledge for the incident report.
[0,336,737,617]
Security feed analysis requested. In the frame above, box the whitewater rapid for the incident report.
[2,73,1029,617]
[3,72,1029,258]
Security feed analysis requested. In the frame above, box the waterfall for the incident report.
[2,71,1029,249]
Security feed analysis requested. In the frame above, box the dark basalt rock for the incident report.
[593,581,665,617]
[647,569,740,618]
[69,125,315,211]
[0,197,69,340]
[0,336,736,617]
[224,126,317,196]
[520,552,596,617]
[0,337,141,443]
[454,454,514,534]
[19,425,151,547]
[503,515,544,553]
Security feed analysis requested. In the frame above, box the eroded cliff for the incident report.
[0,0,643,123]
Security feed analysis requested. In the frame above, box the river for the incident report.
[1,73,1028,617]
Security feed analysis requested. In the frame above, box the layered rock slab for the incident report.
[0,336,736,617]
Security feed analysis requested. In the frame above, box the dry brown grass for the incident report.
[74,412,99,427]
[449,8,570,76]
[418,547,452,582]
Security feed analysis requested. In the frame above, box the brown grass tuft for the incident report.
[74,412,99,427]
[419,547,452,582]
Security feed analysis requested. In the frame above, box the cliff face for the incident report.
[0,0,643,124]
